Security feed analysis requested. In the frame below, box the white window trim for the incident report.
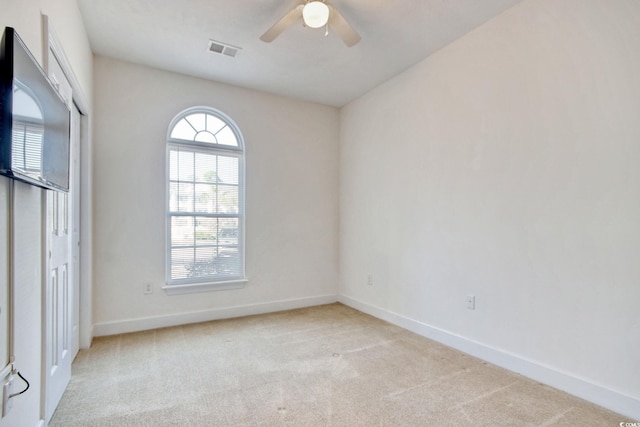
[164,106,246,294]
[161,279,248,296]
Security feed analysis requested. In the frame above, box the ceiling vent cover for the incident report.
[208,40,241,58]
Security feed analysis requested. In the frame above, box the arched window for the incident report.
[166,107,245,292]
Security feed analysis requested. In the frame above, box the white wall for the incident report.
[0,0,92,425]
[3,0,637,422]
[340,0,640,419]
[92,57,339,333]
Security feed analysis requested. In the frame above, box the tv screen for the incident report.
[0,27,70,192]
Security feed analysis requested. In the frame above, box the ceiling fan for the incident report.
[260,0,361,47]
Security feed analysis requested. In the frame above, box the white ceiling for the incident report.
[77,0,522,107]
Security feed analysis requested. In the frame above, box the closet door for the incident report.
[42,49,79,425]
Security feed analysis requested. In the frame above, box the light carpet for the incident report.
[50,303,623,426]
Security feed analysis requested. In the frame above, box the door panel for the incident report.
[43,48,79,424]
[44,190,73,423]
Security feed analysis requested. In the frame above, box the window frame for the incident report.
[163,106,246,295]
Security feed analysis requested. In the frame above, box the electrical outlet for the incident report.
[144,283,153,295]
[466,295,475,310]
[367,275,373,286]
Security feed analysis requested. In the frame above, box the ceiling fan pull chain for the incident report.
[325,22,329,37]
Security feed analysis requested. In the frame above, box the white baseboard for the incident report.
[80,324,94,350]
[93,294,338,337]
[338,294,640,421]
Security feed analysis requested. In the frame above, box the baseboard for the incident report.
[338,294,640,421]
[80,324,94,350]
[93,294,339,337]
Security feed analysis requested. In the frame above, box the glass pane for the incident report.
[195,246,216,262]
[194,183,216,213]
[171,216,194,246]
[216,125,238,147]
[177,183,194,212]
[217,185,238,214]
[171,247,195,280]
[195,217,217,245]
[187,247,218,278]
[194,152,217,182]
[170,118,196,141]
[217,156,238,185]
[169,182,178,211]
[169,149,178,180]
[194,131,216,144]
[206,115,226,134]
[216,221,238,248]
[213,247,240,276]
[177,150,194,182]
[186,113,206,132]
[217,217,238,230]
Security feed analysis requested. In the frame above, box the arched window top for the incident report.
[168,107,243,150]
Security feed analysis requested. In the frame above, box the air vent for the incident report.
[208,40,241,58]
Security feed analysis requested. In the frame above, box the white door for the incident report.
[43,51,79,424]
[43,189,73,423]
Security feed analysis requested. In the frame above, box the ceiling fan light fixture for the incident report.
[261,0,360,47]
[302,1,330,28]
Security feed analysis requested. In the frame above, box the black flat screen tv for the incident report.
[0,26,70,192]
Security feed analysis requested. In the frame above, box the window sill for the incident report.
[162,279,247,296]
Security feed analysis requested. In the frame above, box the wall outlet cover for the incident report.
[466,295,475,310]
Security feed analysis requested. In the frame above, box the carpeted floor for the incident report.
[50,303,623,426]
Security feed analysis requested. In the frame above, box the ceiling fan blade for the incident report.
[327,3,361,47]
[260,3,304,42]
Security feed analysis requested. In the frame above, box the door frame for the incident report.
[39,13,93,424]
[42,14,92,351]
